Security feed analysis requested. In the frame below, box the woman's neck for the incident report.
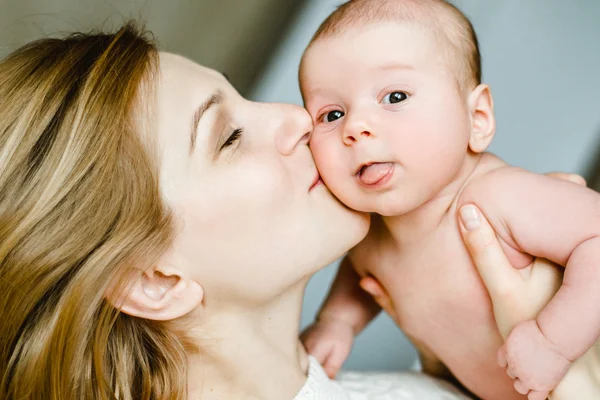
[186,280,310,400]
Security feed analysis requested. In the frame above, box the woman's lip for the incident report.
[309,174,322,191]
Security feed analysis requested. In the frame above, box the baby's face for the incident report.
[302,23,473,215]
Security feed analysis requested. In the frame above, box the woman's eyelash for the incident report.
[220,128,243,150]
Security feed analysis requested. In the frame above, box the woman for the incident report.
[0,23,592,400]
[0,22,369,399]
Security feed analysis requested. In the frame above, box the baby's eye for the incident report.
[320,110,345,123]
[382,91,408,104]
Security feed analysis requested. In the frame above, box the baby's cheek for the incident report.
[311,143,351,193]
[319,166,364,210]
[310,138,335,172]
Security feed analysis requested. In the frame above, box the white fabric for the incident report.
[294,357,471,400]
[293,356,349,399]
[338,370,471,400]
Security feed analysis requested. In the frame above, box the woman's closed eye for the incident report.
[220,127,243,151]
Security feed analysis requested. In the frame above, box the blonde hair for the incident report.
[303,0,481,92]
[0,23,187,399]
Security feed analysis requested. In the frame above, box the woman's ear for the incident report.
[107,266,203,321]
[467,84,496,153]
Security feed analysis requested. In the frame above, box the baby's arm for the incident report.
[301,255,381,378]
[461,167,600,396]
[315,255,381,332]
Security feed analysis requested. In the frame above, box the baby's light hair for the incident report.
[303,0,481,93]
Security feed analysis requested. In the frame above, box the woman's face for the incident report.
[152,53,369,303]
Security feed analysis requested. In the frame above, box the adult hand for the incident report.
[456,171,587,400]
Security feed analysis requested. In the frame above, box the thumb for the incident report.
[323,348,347,379]
[305,340,331,365]
[458,204,522,300]
[359,275,393,312]
[359,275,386,298]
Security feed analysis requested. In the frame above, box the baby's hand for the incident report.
[499,320,572,400]
[300,317,354,378]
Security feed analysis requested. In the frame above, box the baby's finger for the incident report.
[323,348,347,379]
[506,366,517,380]
[323,362,339,379]
[513,378,529,395]
[458,204,522,298]
[307,342,332,365]
[527,390,550,400]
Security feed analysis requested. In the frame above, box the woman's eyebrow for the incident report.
[190,90,223,154]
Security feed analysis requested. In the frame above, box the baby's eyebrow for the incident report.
[376,62,415,72]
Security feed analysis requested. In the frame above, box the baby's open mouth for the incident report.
[356,162,395,186]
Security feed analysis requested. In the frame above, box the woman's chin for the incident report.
[350,209,371,241]
[309,184,371,259]
[330,212,371,259]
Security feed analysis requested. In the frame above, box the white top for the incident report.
[293,356,349,400]
[293,357,471,400]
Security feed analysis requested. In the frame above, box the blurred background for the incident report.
[2,0,599,371]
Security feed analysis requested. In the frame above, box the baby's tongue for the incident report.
[359,162,393,185]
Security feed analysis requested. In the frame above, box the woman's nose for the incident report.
[271,103,313,156]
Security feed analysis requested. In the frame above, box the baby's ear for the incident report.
[467,84,496,153]
[106,266,203,321]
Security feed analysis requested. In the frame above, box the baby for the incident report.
[299,1,600,399]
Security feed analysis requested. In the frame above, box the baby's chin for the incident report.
[335,188,419,216]
[331,189,381,214]
[320,176,408,214]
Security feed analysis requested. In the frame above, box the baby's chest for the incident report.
[357,225,496,338]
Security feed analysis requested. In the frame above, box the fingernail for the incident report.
[460,205,481,231]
